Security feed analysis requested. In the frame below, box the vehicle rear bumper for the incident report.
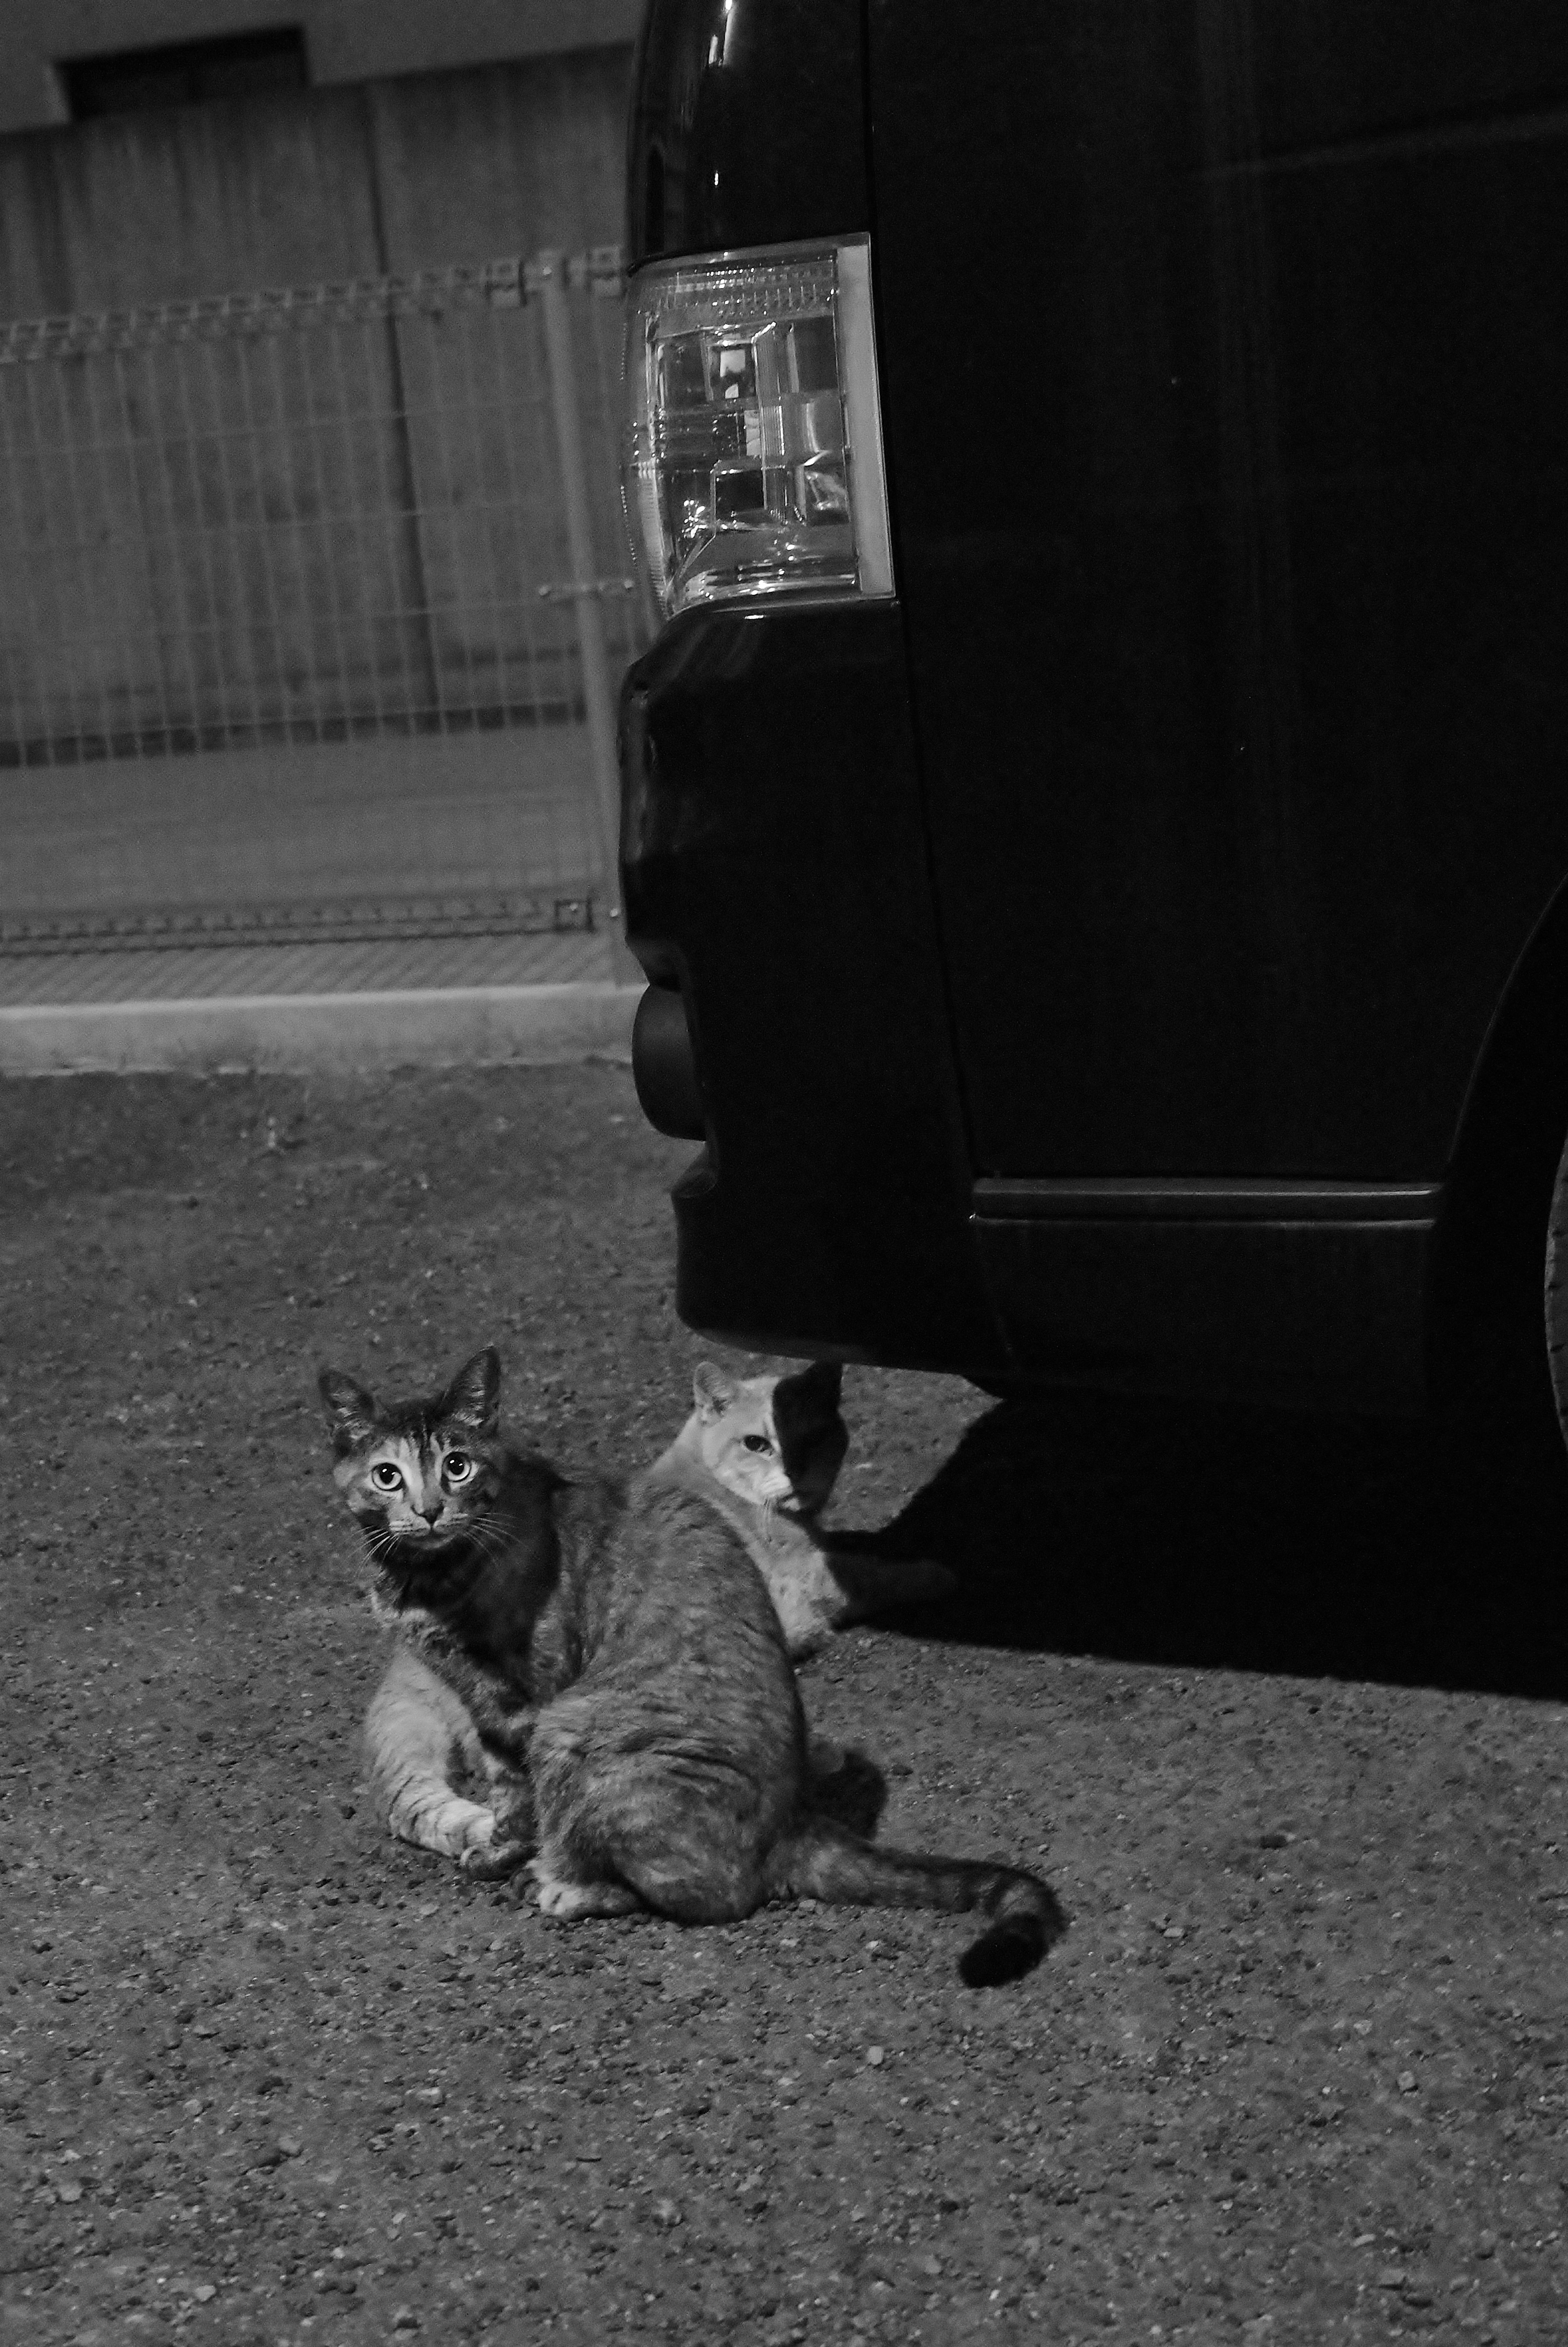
[618,600,1006,1375]
[619,602,1439,1411]
[974,1181,1439,1414]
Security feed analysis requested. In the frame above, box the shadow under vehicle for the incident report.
[616,0,1568,1458]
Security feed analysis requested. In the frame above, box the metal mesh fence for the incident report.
[0,248,650,952]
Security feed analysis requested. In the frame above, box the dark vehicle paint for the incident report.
[621,603,1002,1375]
[621,0,1568,1411]
[627,0,868,263]
[868,0,1568,1183]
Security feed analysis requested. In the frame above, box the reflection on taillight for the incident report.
[623,237,894,621]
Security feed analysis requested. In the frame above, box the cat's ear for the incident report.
[318,1368,380,1451]
[693,1360,737,1422]
[442,1346,501,1433]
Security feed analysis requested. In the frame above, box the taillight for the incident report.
[623,236,894,622]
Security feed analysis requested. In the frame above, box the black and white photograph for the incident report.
[3,4,1566,2342]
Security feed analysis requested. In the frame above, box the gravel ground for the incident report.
[3,1063,1567,2347]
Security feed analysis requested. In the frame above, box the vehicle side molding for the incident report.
[974,1178,1442,1224]
[972,1193,1441,1416]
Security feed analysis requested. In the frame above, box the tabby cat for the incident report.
[349,1357,952,1866]
[321,1348,1065,1986]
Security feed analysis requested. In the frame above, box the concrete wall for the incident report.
[0,47,635,314]
[0,1,644,134]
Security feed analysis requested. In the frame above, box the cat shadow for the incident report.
[808,1745,888,1841]
[838,1389,1568,1700]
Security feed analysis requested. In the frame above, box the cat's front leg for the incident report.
[458,1767,538,1880]
[760,1545,957,1661]
[525,1854,641,1919]
[365,1647,501,1863]
[438,1657,536,1770]
[815,1547,957,1635]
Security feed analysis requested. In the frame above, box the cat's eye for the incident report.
[743,1433,773,1454]
[444,1452,474,1482]
[370,1463,403,1491]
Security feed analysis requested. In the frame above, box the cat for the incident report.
[636,1357,958,1659]
[320,1347,1065,1987]
[341,1356,954,1868]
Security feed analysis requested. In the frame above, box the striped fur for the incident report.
[363,1643,506,1861]
[350,1357,952,1865]
[325,1351,1066,1985]
[514,1461,1067,1982]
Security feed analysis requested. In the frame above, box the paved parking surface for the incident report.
[2,1065,1566,2344]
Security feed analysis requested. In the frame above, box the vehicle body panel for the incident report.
[620,0,1568,1411]
[867,0,1568,1180]
[621,602,1000,1372]
[627,0,868,263]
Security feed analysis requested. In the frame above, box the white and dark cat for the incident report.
[321,1348,1065,1987]
[341,1356,950,1868]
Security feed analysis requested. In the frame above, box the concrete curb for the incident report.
[0,983,642,1077]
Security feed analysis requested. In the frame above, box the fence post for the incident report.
[536,250,640,988]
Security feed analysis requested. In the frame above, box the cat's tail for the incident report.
[765,1814,1067,1988]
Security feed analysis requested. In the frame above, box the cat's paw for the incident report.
[824,1552,958,1623]
[780,1617,835,1665]
[459,1836,535,1881]
[454,1808,497,1854]
[525,1860,641,1921]
[388,1792,498,1861]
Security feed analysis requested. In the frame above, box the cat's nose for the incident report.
[417,1504,444,1527]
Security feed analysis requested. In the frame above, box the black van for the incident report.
[617,0,1568,1430]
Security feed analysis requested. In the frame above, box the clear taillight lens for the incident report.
[623,236,894,621]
